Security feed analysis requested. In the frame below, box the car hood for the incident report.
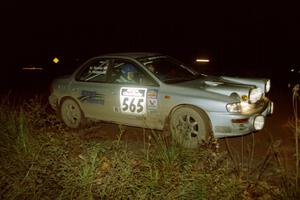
[171,75,260,98]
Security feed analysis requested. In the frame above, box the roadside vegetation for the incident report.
[0,87,299,199]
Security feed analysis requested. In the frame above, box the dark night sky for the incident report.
[2,1,300,79]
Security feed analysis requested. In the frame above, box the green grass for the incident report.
[0,93,299,199]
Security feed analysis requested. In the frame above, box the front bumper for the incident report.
[210,99,273,138]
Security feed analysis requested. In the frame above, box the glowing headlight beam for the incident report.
[22,67,44,71]
[226,102,241,113]
[265,80,271,93]
[249,88,263,103]
[196,59,210,63]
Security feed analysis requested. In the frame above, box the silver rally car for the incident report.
[49,52,273,148]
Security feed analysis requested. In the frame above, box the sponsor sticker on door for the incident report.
[147,89,158,110]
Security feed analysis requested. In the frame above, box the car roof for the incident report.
[101,52,163,59]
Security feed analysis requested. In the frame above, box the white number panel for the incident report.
[120,87,147,115]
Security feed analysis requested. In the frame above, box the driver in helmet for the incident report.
[116,64,139,83]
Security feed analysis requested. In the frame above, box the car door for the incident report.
[107,59,162,129]
[71,57,115,121]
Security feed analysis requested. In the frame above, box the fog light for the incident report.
[253,115,265,130]
[249,88,263,103]
[265,80,271,93]
[269,102,274,114]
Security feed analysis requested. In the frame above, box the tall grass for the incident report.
[223,84,300,199]
[0,93,299,199]
[292,84,299,189]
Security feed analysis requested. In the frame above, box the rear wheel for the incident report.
[60,98,83,128]
[169,106,211,148]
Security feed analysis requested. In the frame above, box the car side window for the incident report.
[111,60,157,86]
[77,59,110,82]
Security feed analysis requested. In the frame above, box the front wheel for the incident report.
[60,98,84,128]
[169,106,211,148]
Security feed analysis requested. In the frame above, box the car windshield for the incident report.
[138,56,201,83]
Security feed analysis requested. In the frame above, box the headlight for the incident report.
[265,80,271,93]
[249,88,263,103]
[253,115,265,130]
[226,102,241,113]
